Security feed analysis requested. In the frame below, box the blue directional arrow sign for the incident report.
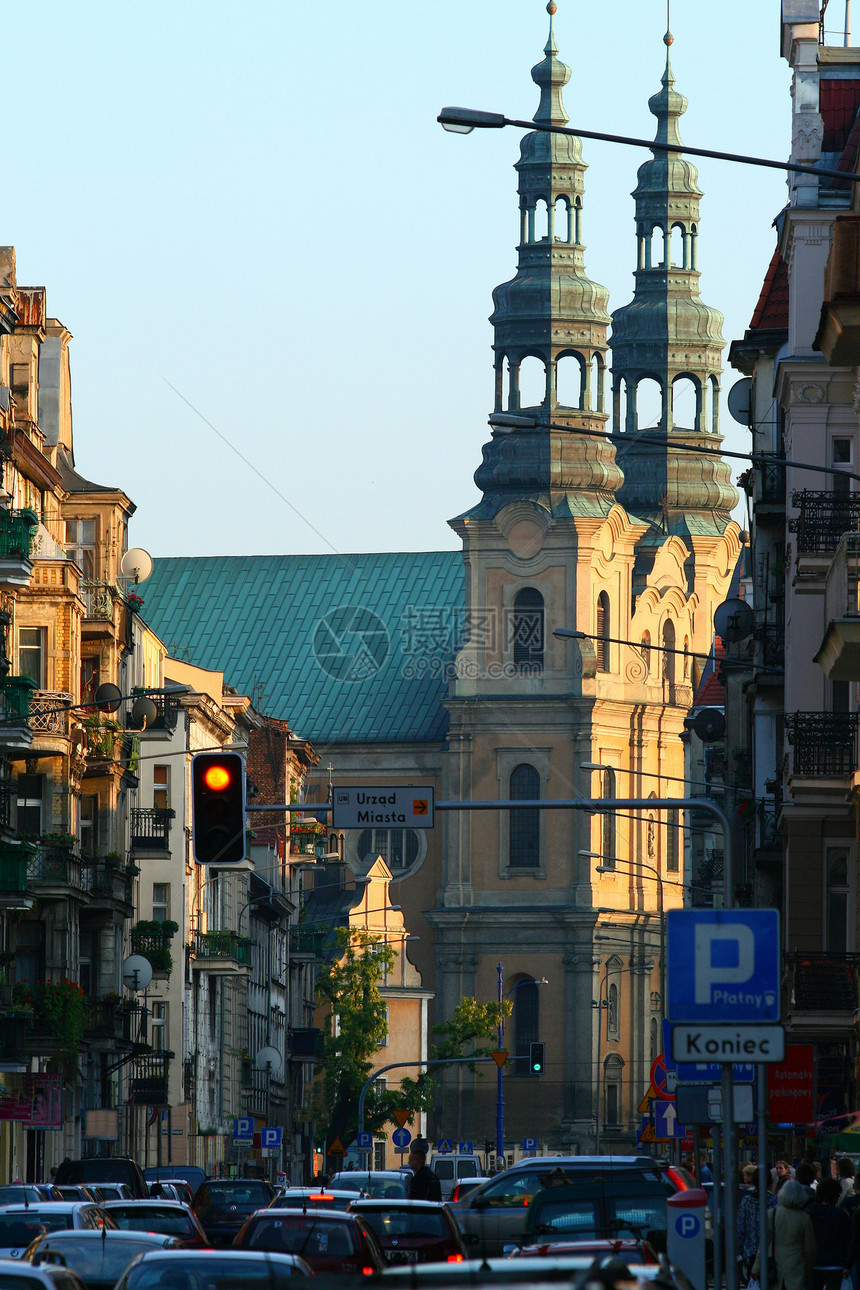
[392,1127,412,1149]
[653,1099,685,1140]
[667,909,780,1023]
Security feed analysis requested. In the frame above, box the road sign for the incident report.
[650,1054,675,1101]
[663,1023,755,1082]
[356,1131,373,1150]
[523,1137,537,1150]
[328,1137,346,1156]
[437,1138,453,1153]
[392,1110,411,1128]
[491,1050,508,1069]
[458,1140,473,1153]
[233,1117,253,1141]
[638,1090,654,1114]
[392,1127,412,1149]
[667,909,780,1023]
[261,1127,282,1149]
[653,1100,685,1139]
[671,1023,785,1064]
[332,786,435,829]
[769,1044,815,1124]
[675,1082,755,1125]
[637,1116,656,1144]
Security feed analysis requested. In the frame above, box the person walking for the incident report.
[407,1145,441,1201]
[772,1161,794,1195]
[737,1167,778,1284]
[752,1179,817,1290]
[807,1177,851,1290]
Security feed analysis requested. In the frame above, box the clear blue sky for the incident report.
[10,1,794,557]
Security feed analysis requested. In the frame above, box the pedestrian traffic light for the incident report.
[191,751,246,864]
[529,1041,545,1074]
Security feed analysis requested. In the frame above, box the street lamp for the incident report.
[495,967,549,1161]
[593,959,653,1155]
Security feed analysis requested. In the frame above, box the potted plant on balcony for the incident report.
[13,979,84,1077]
[130,918,179,975]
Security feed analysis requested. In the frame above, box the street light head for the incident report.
[537,977,549,985]
[487,412,540,430]
[581,762,611,772]
[438,107,507,133]
[579,850,601,859]
[553,628,587,640]
[595,866,613,873]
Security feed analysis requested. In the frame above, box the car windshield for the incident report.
[0,1211,75,1237]
[359,1210,447,1241]
[36,1235,166,1281]
[330,1174,407,1198]
[196,1183,271,1207]
[125,1256,304,1288]
[109,1207,196,1238]
[246,1216,356,1257]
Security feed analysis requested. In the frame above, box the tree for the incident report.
[395,997,511,1124]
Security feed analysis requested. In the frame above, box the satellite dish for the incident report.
[95,683,123,714]
[122,955,153,991]
[120,548,154,584]
[255,1045,282,1075]
[130,696,158,730]
[693,708,727,743]
[727,378,752,428]
[713,598,754,643]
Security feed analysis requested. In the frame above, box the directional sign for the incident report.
[332,786,435,829]
[667,909,780,1023]
[458,1141,473,1153]
[392,1127,412,1149]
[356,1132,373,1150]
[523,1137,538,1151]
[672,1022,785,1064]
[233,1117,253,1141]
[653,1099,685,1140]
[261,1127,282,1149]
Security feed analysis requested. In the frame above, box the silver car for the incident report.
[0,1204,112,1260]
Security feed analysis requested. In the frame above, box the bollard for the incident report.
[667,1187,708,1290]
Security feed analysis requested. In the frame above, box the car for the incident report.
[327,1170,410,1198]
[113,1248,312,1289]
[84,1183,134,1202]
[146,1182,181,1201]
[450,1157,681,1257]
[511,1238,658,1264]
[101,1200,210,1248]
[191,1178,276,1246]
[0,1206,116,1260]
[451,1178,491,1202]
[147,1179,194,1206]
[270,1188,359,1212]
[143,1166,206,1199]
[53,1189,99,1205]
[0,1187,62,1206]
[379,1253,695,1288]
[429,1153,484,1201]
[0,1261,87,1290]
[25,1231,180,1290]
[54,1160,147,1201]
[521,1175,675,1247]
[232,1206,387,1275]
[347,1198,467,1265]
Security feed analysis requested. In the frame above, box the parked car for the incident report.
[84,1184,134,1202]
[25,1230,179,1290]
[451,1178,491,1202]
[270,1188,359,1212]
[54,1160,147,1201]
[191,1179,276,1246]
[0,1205,115,1260]
[511,1237,658,1263]
[114,1248,312,1289]
[380,1253,696,1289]
[347,1198,467,1264]
[429,1153,484,1201]
[146,1182,180,1202]
[450,1156,681,1257]
[327,1170,410,1198]
[53,1188,99,1204]
[0,1187,62,1206]
[143,1166,206,1199]
[233,1207,386,1275]
[0,1261,87,1290]
[146,1179,193,1206]
[101,1200,210,1248]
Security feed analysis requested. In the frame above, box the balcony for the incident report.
[191,929,253,975]
[129,1052,171,1106]
[29,690,72,739]
[80,858,135,912]
[0,840,35,910]
[785,711,860,779]
[130,920,178,976]
[83,995,126,1043]
[790,490,860,559]
[816,532,860,680]
[134,692,181,738]
[130,807,173,852]
[290,926,327,958]
[79,580,115,624]
[0,675,34,752]
[0,507,38,587]
[784,953,860,1037]
[27,839,82,892]
[756,623,785,673]
[754,798,780,858]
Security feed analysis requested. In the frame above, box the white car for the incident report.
[0,1203,112,1259]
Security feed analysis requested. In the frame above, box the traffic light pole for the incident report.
[356,1055,497,1150]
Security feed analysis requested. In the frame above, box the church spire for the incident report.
[465,3,623,521]
[609,28,737,541]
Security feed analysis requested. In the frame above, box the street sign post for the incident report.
[671,1023,785,1064]
[667,910,780,1023]
[332,786,435,829]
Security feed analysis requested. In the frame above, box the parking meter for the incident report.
[667,1187,707,1290]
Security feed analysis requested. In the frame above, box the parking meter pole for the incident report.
[757,1064,769,1290]
[712,1121,723,1290]
[723,1064,738,1290]
[667,1188,708,1290]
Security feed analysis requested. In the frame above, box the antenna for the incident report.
[847,0,852,46]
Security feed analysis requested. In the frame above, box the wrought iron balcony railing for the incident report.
[785,711,860,777]
[129,1053,170,1106]
[0,508,38,559]
[193,929,253,966]
[290,926,327,957]
[790,490,860,555]
[785,953,860,1012]
[130,807,173,851]
[0,841,35,893]
[27,840,81,889]
[0,675,35,723]
[79,580,115,621]
[30,691,72,737]
[759,458,786,505]
[79,858,135,905]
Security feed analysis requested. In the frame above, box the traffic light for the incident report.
[529,1041,545,1075]
[191,751,246,864]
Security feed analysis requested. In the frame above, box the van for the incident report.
[55,1156,148,1199]
[429,1153,483,1200]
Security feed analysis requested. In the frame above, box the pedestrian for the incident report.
[843,1173,860,1219]
[698,1151,713,1185]
[407,1145,441,1201]
[808,1177,851,1290]
[837,1160,856,1204]
[752,1179,817,1290]
[737,1167,778,1284]
[796,1163,817,1205]
[772,1161,794,1195]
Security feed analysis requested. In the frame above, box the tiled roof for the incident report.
[693,637,725,708]
[749,251,789,331]
[821,80,860,154]
[141,551,465,744]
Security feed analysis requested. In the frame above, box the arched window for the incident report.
[596,592,610,671]
[662,619,676,688]
[669,223,685,268]
[509,764,540,868]
[635,377,663,432]
[650,225,666,268]
[602,767,616,870]
[556,353,584,408]
[518,356,546,409]
[607,982,619,1039]
[667,809,680,874]
[604,1055,623,1126]
[671,376,697,432]
[512,588,544,670]
[534,199,549,241]
[553,197,570,243]
[513,979,540,1075]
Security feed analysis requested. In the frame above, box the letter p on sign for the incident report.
[678,1215,701,1239]
[694,923,755,1004]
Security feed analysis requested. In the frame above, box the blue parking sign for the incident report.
[667,910,780,1023]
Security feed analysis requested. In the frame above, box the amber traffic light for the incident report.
[191,751,246,864]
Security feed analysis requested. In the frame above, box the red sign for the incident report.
[768,1044,815,1124]
[650,1054,675,1102]
[0,1074,62,1128]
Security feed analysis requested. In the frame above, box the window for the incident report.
[596,593,610,671]
[80,658,100,707]
[601,768,616,869]
[667,809,680,873]
[15,921,44,988]
[511,588,544,670]
[825,848,851,954]
[378,1004,389,1047]
[16,774,42,837]
[374,1141,386,1171]
[153,765,170,811]
[650,1018,659,1063]
[65,518,97,578]
[80,794,99,857]
[607,982,620,1041]
[509,764,540,868]
[356,828,420,870]
[18,627,45,688]
[662,620,676,687]
[513,980,540,1075]
[150,1001,167,1052]
[604,1055,623,1126]
[152,883,170,923]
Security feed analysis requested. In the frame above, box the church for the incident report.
[143,11,740,1153]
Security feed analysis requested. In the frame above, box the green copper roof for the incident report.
[141,552,464,744]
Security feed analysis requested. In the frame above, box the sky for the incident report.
[7,1,801,559]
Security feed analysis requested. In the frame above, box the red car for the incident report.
[102,1201,210,1248]
[233,1207,386,1275]
[347,1199,467,1265]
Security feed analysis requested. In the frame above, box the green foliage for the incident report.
[130,919,179,974]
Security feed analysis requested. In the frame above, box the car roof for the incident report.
[348,1199,448,1209]
[37,1230,173,1240]
[0,1203,95,1213]
[262,1208,359,1220]
[103,1199,188,1207]
[133,1249,307,1262]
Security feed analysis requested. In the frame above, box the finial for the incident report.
[547,1,557,12]
[665,0,673,45]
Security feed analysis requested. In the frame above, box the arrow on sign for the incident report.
[664,1103,677,1133]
